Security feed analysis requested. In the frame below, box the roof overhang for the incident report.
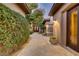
[16,3,30,14]
[49,3,64,16]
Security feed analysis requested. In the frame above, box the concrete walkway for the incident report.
[14,33,74,56]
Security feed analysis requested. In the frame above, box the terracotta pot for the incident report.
[49,36,58,45]
[0,43,3,47]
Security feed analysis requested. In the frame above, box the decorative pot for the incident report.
[0,43,3,47]
[49,36,58,45]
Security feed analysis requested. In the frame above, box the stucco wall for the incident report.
[61,12,67,46]
[3,3,25,16]
[53,3,77,46]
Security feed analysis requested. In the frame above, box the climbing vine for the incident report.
[0,4,29,55]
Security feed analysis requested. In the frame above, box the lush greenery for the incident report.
[0,4,29,55]
[26,8,45,32]
[32,9,45,32]
[26,3,38,33]
[27,3,38,11]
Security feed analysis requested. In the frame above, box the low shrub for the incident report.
[0,4,30,55]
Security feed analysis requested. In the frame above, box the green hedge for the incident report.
[0,4,30,55]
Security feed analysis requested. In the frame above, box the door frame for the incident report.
[66,4,79,52]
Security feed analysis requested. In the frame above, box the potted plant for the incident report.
[49,36,58,45]
[0,43,3,48]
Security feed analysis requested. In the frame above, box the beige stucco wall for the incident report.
[3,3,25,16]
[53,3,77,46]
[53,21,60,41]
[61,12,67,46]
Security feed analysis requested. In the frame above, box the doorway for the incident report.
[67,5,79,52]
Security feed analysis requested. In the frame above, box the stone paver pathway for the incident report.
[14,33,74,56]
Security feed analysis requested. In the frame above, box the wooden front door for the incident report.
[67,5,79,51]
